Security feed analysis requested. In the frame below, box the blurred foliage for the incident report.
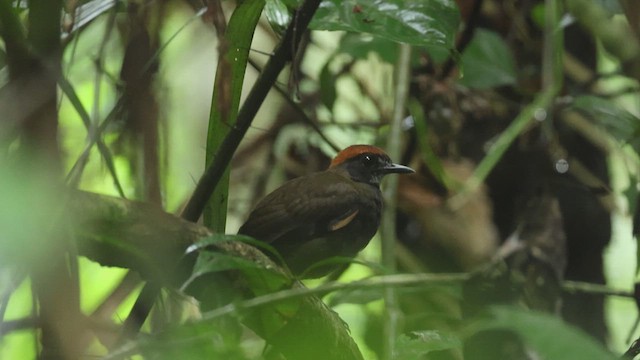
[458,29,517,89]
[1,0,640,359]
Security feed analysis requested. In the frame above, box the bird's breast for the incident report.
[335,184,382,253]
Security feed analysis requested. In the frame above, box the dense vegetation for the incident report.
[1,0,640,359]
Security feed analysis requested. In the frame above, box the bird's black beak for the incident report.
[381,163,415,175]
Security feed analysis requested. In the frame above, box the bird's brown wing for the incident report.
[238,172,362,243]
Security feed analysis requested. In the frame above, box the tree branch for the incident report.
[68,190,363,360]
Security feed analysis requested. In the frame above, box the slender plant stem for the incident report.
[450,0,564,210]
[193,273,632,324]
[562,281,632,298]
[201,273,470,322]
[381,42,412,360]
[448,82,560,209]
[541,0,563,137]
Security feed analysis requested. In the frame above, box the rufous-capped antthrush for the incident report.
[238,144,414,277]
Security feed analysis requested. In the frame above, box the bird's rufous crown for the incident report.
[329,145,388,168]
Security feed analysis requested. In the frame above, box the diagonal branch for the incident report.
[68,190,364,360]
[181,0,323,222]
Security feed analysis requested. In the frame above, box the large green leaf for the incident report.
[310,0,460,49]
[464,306,616,360]
[408,99,456,190]
[205,0,265,231]
[459,28,517,89]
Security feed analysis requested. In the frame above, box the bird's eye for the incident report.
[361,155,376,167]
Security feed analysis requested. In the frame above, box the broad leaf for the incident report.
[310,0,460,49]
[571,95,640,151]
[319,59,338,110]
[459,28,517,89]
[465,306,616,360]
[183,248,289,294]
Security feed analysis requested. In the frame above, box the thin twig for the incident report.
[200,273,471,322]
[193,274,632,324]
[448,74,560,210]
[562,281,633,298]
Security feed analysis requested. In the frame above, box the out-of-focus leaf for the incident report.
[0,168,59,268]
[136,320,247,360]
[319,60,338,110]
[394,330,462,359]
[329,287,383,306]
[465,306,617,360]
[330,282,462,307]
[530,3,578,29]
[571,95,640,151]
[459,28,517,89]
[595,0,624,14]
[311,0,460,49]
[0,47,6,68]
[408,100,456,190]
[264,0,292,35]
[339,33,398,63]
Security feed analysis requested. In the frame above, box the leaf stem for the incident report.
[381,42,412,360]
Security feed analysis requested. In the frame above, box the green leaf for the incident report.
[182,233,290,293]
[264,0,292,35]
[464,306,617,360]
[408,99,456,190]
[205,0,265,231]
[571,95,640,151]
[136,320,247,360]
[338,33,399,63]
[394,330,462,359]
[319,60,338,110]
[459,28,517,89]
[311,0,460,49]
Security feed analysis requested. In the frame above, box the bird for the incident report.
[238,144,415,278]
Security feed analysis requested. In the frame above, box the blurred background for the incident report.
[1,0,640,359]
